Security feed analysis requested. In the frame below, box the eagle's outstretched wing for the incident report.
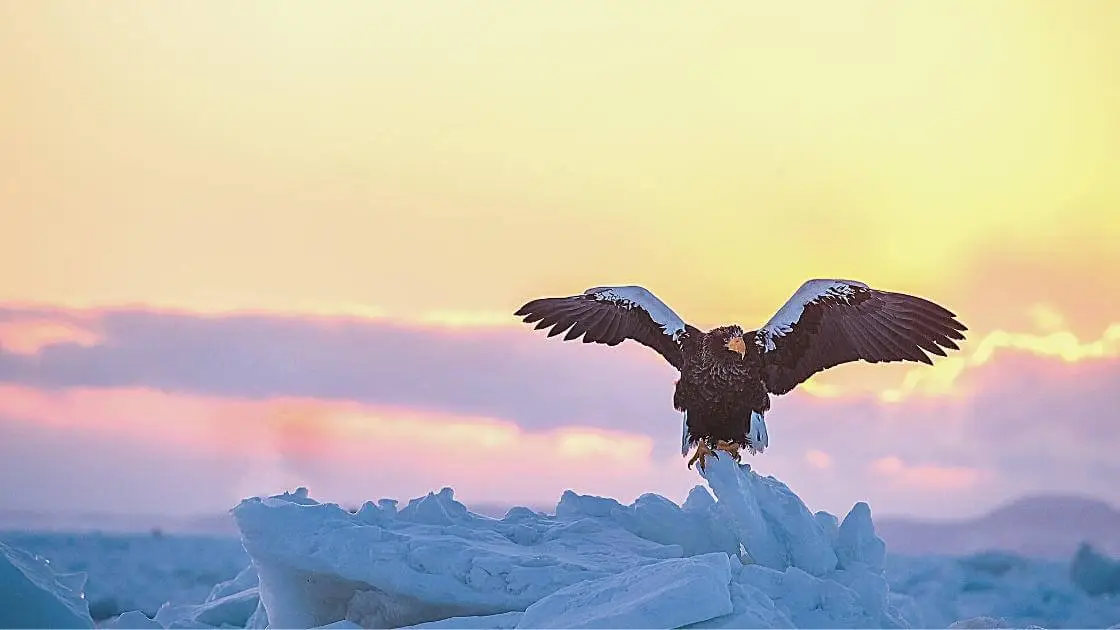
[515,285,690,370]
[755,279,967,395]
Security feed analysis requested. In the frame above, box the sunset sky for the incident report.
[1,1,1118,521]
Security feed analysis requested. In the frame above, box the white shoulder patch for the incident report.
[757,279,868,351]
[586,285,687,340]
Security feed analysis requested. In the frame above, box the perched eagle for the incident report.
[514,280,966,470]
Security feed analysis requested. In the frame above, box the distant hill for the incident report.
[876,494,1120,559]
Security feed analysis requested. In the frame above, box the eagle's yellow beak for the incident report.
[725,335,746,358]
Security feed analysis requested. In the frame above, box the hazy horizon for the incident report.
[2,487,1118,529]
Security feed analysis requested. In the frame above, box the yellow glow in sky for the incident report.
[2,1,1118,335]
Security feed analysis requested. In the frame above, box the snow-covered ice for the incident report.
[1071,542,1120,597]
[884,548,1120,628]
[0,538,94,628]
[4,450,1120,628]
[102,610,163,629]
[2,530,248,619]
[218,453,912,629]
[516,552,734,629]
[398,611,523,629]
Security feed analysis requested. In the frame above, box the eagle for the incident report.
[514,280,966,471]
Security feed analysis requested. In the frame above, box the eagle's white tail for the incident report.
[747,411,769,454]
[680,410,690,456]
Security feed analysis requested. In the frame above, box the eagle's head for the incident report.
[709,325,747,360]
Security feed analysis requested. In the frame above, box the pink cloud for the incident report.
[0,304,1117,520]
[0,385,672,515]
[763,352,1120,518]
[0,316,102,356]
[0,304,680,440]
[868,456,985,491]
[804,449,833,470]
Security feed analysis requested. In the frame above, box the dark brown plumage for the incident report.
[514,280,967,470]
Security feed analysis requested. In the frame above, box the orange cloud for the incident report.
[868,456,984,491]
[0,317,102,356]
[1028,303,1068,334]
[881,317,1120,402]
[0,384,656,464]
[804,449,833,470]
[0,384,657,506]
[416,310,522,328]
[771,303,1118,403]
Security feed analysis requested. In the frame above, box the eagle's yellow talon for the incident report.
[715,440,741,461]
[687,441,716,471]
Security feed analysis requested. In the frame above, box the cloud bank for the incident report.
[0,305,1116,518]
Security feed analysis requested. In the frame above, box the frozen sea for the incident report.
[3,454,1119,629]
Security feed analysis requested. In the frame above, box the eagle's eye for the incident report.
[724,333,747,358]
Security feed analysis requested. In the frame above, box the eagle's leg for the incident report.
[715,440,742,462]
[687,440,716,471]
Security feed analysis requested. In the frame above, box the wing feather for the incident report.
[867,309,930,363]
[756,279,967,395]
[564,307,602,341]
[515,285,690,369]
[833,310,878,360]
[888,305,958,344]
[885,304,949,357]
[579,309,610,343]
[600,311,624,344]
[836,302,889,360]
[900,309,966,343]
[584,309,622,344]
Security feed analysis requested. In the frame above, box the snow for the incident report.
[4,452,1120,629]
[700,457,837,576]
[1,530,248,619]
[0,538,94,628]
[885,549,1120,628]
[399,611,522,629]
[1071,542,1120,597]
[102,610,163,629]
[836,502,887,572]
[220,453,912,629]
[153,583,260,629]
[517,553,733,629]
